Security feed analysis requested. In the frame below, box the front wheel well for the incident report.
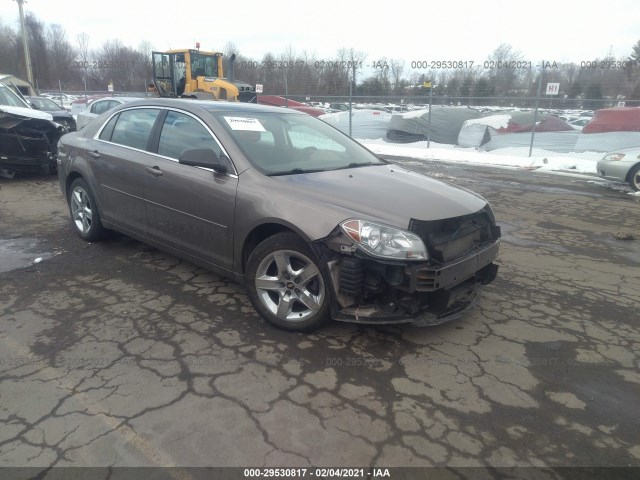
[241,224,300,274]
[625,163,640,182]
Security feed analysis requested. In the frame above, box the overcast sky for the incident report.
[1,0,639,68]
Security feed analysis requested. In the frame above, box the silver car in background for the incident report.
[597,147,640,191]
[57,98,501,332]
[75,97,139,130]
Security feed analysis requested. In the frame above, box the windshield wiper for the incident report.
[268,162,380,176]
[268,168,328,176]
[331,162,378,171]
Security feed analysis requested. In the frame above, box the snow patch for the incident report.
[361,138,603,175]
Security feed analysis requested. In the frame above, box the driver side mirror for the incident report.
[179,148,229,174]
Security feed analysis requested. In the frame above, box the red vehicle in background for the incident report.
[257,95,326,117]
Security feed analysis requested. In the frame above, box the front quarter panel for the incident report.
[233,169,361,270]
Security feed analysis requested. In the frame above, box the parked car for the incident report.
[57,98,501,331]
[596,147,640,191]
[69,94,113,118]
[41,92,77,110]
[26,96,76,132]
[75,97,140,130]
[0,83,65,176]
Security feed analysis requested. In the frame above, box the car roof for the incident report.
[120,98,303,116]
[104,97,143,102]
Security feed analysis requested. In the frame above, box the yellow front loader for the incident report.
[152,48,256,102]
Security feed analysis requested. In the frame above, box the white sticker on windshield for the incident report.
[224,116,266,132]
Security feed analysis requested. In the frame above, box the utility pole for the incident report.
[529,62,543,158]
[16,0,35,87]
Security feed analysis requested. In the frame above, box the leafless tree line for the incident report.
[0,14,153,91]
[1,13,639,105]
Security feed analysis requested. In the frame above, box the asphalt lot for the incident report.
[0,160,639,472]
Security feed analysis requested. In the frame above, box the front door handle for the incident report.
[89,150,100,158]
[145,166,163,177]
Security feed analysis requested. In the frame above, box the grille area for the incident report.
[415,269,437,290]
[409,208,500,263]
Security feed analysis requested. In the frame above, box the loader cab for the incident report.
[189,51,220,79]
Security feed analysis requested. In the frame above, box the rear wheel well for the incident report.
[242,224,298,274]
[65,172,83,198]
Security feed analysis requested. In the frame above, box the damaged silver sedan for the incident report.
[0,83,66,176]
[57,98,500,331]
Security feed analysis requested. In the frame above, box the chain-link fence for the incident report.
[39,82,640,158]
[271,94,640,157]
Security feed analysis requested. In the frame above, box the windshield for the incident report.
[0,84,31,108]
[211,110,387,175]
[190,53,219,78]
[29,97,62,111]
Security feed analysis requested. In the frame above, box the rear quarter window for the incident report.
[98,114,119,141]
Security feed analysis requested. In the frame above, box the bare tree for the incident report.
[337,47,366,95]
[94,39,145,91]
[137,40,154,84]
[630,40,640,62]
[484,43,525,96]
[389,58,405,93]
[626,40,640,98]
[0,21,19,75]
[76,33,92,90]
[47,24,77,88]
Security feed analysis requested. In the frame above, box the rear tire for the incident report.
[68,178,107,241]
[245,232,332,332]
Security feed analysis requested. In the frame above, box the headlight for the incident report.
[602,153,625,161]
[483,203,496,224]
[340,219,428,261]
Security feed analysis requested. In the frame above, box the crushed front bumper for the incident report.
[334,273,486,326]
[331,241,499,326]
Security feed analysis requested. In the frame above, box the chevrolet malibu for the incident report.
[57,99,500,331]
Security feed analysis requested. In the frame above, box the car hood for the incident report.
[0,105,53,129]
[272,164,487,227]
[48,109,72,117]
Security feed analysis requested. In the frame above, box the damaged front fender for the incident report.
[0,106,64,175]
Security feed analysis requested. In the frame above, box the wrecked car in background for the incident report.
[0,83,66,177]
[26,96,77,132]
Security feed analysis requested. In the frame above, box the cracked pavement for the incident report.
[0,163,638,469]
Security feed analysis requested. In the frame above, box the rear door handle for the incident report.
[89,150,100,158]
[145,166,163,177]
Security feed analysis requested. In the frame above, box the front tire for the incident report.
[68,178,106,241]
[628,164,640,192]
[245,232,332,332]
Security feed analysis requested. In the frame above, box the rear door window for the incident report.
[109,108,160,151]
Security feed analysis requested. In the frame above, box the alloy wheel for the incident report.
[254,249,326,322]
